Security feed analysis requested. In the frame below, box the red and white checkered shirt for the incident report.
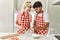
[16,12,32,34]
[34,11,48,34]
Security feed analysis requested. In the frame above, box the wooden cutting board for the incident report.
[0,33,19,39]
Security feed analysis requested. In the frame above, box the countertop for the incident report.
[0,33,58,40]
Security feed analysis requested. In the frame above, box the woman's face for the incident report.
[24,6,31,13]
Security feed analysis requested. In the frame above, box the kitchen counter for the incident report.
[18,34,58,40]
[0,33,58,40]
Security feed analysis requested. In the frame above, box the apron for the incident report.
[34,11,48,34]
[17,12,31,34]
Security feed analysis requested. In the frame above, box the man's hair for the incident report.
[33,1,42,8]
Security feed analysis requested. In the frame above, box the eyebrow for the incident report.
[26,2,31,3]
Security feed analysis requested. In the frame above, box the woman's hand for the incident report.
[18,26,24,29]
[9,37,19,40]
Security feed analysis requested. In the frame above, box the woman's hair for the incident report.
[33,1,42,8]
[21,0,31,12]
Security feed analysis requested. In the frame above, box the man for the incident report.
[33,1,50,34]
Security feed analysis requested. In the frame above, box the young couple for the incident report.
[16,0,50,35]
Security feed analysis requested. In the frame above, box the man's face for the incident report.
[34,7,42,13]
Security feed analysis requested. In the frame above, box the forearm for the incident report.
[33,20,36,27]
[42,22,49,30]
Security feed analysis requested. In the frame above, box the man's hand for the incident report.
[39,26,47,30]
[34,26,47,31]
[41,22,49,30]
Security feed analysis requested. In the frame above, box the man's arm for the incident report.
[37,22,49,30]
[41,12,50,30]
[33,20,49,30]
[42,22,49,30]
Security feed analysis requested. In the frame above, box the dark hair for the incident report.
[33,1,42,8]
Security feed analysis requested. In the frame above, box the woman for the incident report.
[16,0,32,34]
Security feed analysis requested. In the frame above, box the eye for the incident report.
[29,6,31,8]
[29,6,32,8]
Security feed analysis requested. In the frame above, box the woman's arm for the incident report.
[16,13,21,27]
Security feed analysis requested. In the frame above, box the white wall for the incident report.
[48,0,60,34]
[52,0,60,4]
[17,0,46,11]
[0,0,14,32]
